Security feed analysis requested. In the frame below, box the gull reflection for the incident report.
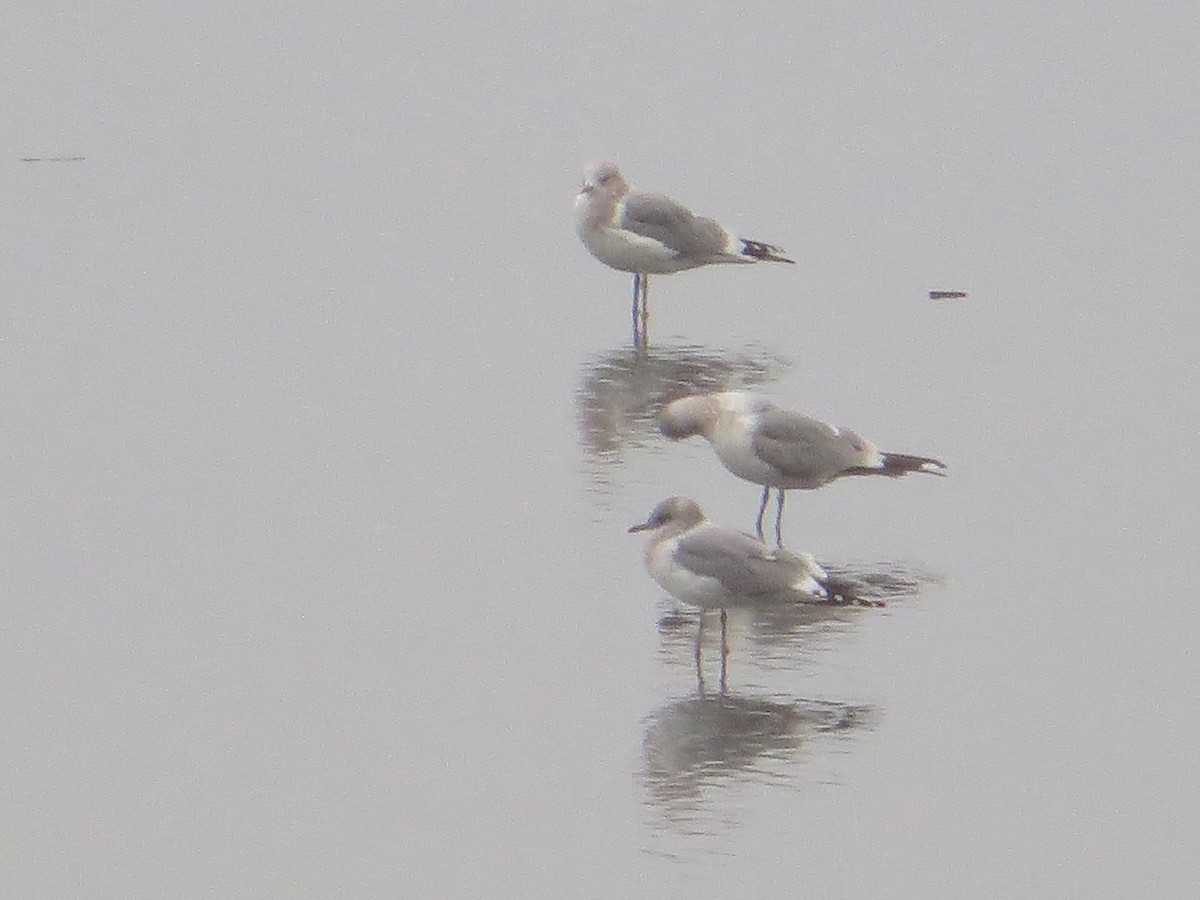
[743,561,934,653]
[576,342,788,468]
[641,691,871,814]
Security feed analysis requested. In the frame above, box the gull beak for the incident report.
[628,519,653,533]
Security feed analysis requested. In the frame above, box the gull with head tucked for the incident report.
[574,161,794,344]
[658,392,947,547]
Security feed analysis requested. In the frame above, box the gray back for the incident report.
[674,528,808,596]
[752,408,873,486]
[620,193,727,259]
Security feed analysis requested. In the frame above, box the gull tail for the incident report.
[881,453,947,477]
[818,573,886,608]
[738,238,795,264]
[847,453,947,478]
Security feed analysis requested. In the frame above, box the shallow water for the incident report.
[5,3,1200,898]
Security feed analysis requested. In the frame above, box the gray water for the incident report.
[5,4,1199,898]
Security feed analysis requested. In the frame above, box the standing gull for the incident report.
[630,496,875,693]
[659,392,946,547]
[629,496,845,607]
[574,161,794,344]
[630,497,879,690]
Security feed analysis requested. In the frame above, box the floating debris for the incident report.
[20,156,86,163]
[929,290,968,300]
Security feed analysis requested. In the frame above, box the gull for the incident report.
[574,161,794,344]
[629,496,839,607]
[658,392,946,547]
[629,497,882,692]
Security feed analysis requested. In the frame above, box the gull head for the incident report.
[628,496,707,535]
[659,391,775,440]
[578,160,629,200]
[658,395,722,440]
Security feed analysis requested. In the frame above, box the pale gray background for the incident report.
[4,2,1198,898]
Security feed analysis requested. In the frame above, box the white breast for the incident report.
[576,221,700,274]
[646,536,730,609]
[709,416,790,486]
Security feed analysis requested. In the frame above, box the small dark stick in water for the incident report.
[929,290,968,300]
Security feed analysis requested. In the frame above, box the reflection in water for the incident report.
[576,342,789,468]
[642,691,871,815]
[747,561,933,652]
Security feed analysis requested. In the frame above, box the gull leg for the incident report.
[755,487,770,540]
[640,274,650,345]
[631,274,642,346]
[694,611,706,696]
[719,608,729,696]
[774,490,786,548]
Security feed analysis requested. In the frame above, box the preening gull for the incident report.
[658,392,946,547]
[574,161,794,344]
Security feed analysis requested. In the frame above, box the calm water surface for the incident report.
[4,3,1199,898]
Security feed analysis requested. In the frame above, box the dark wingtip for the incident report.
[924,458,949,475]
[877,453,948,477]
[740,239,795,264]
[819,575,886,608]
